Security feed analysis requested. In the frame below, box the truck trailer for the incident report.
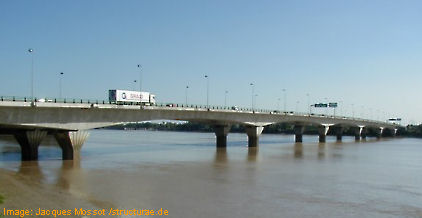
[109,89,156,105]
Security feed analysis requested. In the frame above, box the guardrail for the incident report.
[0,95,392,125]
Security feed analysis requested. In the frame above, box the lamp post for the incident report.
[351,104,355,118]
[277,98,281,111]
[324,97,328,115]
[306,93,310,114]
[133,80,137,91]
[224,90,228,107]
[250,83,255,110]
[137,64,143,92]
[28,48,34,105]
[185,85,189,105]
[282,89,286,112]
[295,101,300,113]
[205,75,209,108]
[59,72,64,98]
[254,94,258,110]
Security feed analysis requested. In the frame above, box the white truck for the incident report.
[109,89,156,106]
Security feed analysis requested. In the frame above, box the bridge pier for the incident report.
[335,127,344,142]
[14,130,47,161]
[318,125,330,143]
[54,131,89,160]
[213,125,231,147]
[245,126,264,147]
[361,128,367,140]
[376,127,384,139]
[294,125,305,143]
[354,127,364,141]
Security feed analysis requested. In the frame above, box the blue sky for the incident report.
[1,0,421,124]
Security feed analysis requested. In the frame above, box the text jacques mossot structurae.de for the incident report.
[3,207,169,217]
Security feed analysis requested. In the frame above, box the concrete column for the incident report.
[318,125,330,143]
[393,128,398,137]
[245,126,264,147]
[55,131,89,160]
[361,128,367,140]
[376,127,384,139]
[354,127,364,141]
[213,125,231,148]
[294,125,305,143]
[335,127,344,142]
[14,130,47,161]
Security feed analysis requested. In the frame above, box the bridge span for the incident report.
[0,100,400,161]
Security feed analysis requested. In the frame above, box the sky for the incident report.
[1,0,422,124]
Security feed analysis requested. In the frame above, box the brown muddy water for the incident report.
[1,130,422,218]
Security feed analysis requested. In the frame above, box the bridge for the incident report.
[0,97,400,161]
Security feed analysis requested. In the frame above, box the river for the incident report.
[0,130,421,218]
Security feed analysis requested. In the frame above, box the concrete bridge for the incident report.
[0,100,400,161]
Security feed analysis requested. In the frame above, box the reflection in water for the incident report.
[294,143,303,159]
[214,147,228,165]
[56,160,81,190]
[318,143,325,159]
[247,147,258,162]
[57,159,115,210]
[18,161,44,184]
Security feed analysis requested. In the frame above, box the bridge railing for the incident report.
[0,96,392,124]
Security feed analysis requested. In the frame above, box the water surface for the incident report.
[0,130,421,218]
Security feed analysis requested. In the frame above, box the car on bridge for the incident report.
[38,98,53,103]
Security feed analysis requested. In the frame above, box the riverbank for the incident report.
[0,166,98,218]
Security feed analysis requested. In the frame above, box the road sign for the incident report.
[328,102,338,108]
[314,103,328,108]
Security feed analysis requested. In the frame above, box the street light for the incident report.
[254,94,258,110]
[351,104,355,118]
[224,90,228,107]
[250,83,254,110]
[133,80,137,91]
[205,75,209,108]
[295,101,300,113]
[306,93,310,114]
[137,64,143,92]
[324,97,328,115]
[282,89,286,112]
[28,48,34,105]
[277,98,281,111]
[59,72,64,98]
[185,85,189,105]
